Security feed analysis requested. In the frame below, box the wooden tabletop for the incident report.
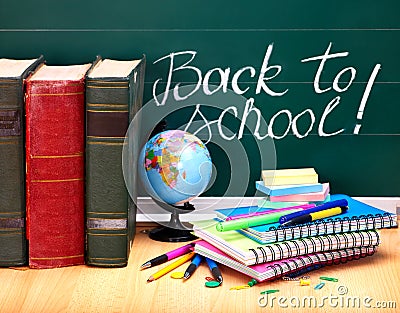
[0,225,399,313]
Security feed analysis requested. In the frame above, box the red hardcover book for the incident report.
[25,63,91,268]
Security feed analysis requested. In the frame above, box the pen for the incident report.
[216,208,301,232]
[279,199,348,224]
[225,204,315,221]
[147,252,195,282]
[205,257,223,283]
[281,206,348,226]
[140,242,195,269]
[183,254,203,279]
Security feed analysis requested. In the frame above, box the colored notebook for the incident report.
[85,56,146,267]
[212,194,397,244]
[195,240,377,282]
[193,220,380,265]
[0,57,43,266]
[256,180,323,196]
[262,168,318,186]
[25,63,92,268]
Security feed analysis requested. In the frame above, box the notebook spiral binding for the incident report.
[248,230,380,265]
[267,213,396,243]
[265,246,377,281]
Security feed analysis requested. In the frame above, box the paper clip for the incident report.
[260,289,279,295]
[314,282,325,290]
[319,276,338,282]
[205,276,215,282]
[229,285,251,290]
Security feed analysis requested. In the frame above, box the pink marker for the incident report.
[140,242,195,269]
[225,204,316,221]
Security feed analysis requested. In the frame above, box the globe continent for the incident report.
[139,130,212,205]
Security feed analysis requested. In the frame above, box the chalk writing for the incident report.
[152,43,381,140]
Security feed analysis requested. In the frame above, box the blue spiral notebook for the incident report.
[213,194,397,244]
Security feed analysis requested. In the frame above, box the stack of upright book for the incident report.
[0,56,145,269]
[192,193,397,282]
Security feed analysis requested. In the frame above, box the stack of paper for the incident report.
[256,168,330,203]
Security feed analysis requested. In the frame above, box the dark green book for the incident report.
[0,56,43,266]
[85,56,146,267]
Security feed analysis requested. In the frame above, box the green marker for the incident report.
[216,209,301,232]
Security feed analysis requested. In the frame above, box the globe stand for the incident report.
[148,201,198,242]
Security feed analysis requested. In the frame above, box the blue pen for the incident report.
[205,257,223,283]
[183,254,203,279]
[279,199,348,224]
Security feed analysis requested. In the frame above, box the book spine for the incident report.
[0,79,26,266]
[85,57,145,267]
[0,58,42,266]
[25,78,85,268]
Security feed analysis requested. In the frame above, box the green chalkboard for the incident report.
[1,0,399,196]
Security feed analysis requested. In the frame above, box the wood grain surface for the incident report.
[0,226,398,313]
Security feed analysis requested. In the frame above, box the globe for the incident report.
[139,130,212,206]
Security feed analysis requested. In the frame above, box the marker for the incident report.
[140,242,195,269]
[183,254,203,279]
[225,204,315,221]
[205,257,223,283]
[279,199,348,224]
[216,208,301,232]
[281,206,348,227]
[147,252,195,282]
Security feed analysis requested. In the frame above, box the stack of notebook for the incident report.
[256,168,330,203]
[192,194,397,282]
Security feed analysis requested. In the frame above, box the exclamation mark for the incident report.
[353,64,381,134]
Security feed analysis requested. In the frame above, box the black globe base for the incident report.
[148,201,198,242]
[149,226,197,242]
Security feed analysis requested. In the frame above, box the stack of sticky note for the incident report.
[256,168,330,205]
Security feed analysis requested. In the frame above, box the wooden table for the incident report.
[0,225,399,313]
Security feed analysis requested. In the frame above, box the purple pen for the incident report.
[140,242,195,269]
[225,204,315,221]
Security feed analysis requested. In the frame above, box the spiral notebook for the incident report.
[194,240,377,282]
[193,221,380,265]
[213,194,397,244]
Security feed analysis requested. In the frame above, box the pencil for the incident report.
[147,252,195,282]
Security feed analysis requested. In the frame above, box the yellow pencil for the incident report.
[147,252,195,282]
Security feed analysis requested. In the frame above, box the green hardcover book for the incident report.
[0,56,43,266]
[85,56,146,267]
